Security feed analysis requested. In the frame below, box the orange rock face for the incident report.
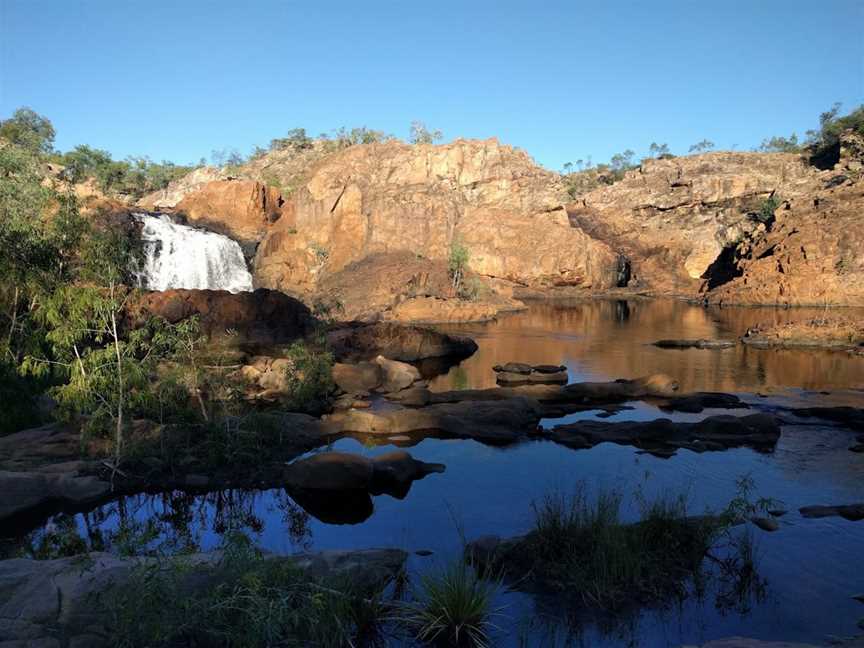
[706,176,864,306]
[568,152,817,295]
[253,139,621,295]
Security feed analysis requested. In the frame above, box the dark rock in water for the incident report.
[636,448,677,459]
[546,413,781,454]
[768,509,788,517]
[533,364,568,374]
[283,450,444,494]
[493,362,568,384]
[850,443,864,453]
[129,288,316,345]
[799,503,864,521]
[415,549,434,557]
[658,392,748,414]
[853,593,864,604]
[750,516,780,532]
[291,487,375,524]
[790,406,864,431]
[493,362,534,375]
[496,370,568,386]
[0,470,111,522]
[325,397,544,445]
[328,321,477,363]
[653,339,737,350]
[0,548,407,646]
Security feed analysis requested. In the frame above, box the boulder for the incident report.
[332,361,382,394]
[0,470,110,522]
[327,322,478,363]
[282,450,444,494]
[373,355,421,392]
[128,288,316,344]
[750,516,780,532]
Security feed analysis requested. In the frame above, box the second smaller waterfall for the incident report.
[135,213,254,293]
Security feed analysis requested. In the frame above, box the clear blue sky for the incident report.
[1,0,861,170]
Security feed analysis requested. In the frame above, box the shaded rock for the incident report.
[768,509,788,517]
[129,288,316,344]
[283,450,444,494]
[0,470,110,523]
[790,406,864,431]
[327,321,477,363]
[653,339,736,349]
[546,413,781,453]
[493,362,534,375]
[658,392,748,414]
[750,516,780,532]
[326,397,544,445]
[332,362,382,394]
[373,355,420,392]
[799,503,864,521]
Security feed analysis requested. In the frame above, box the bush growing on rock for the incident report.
[409,120,443,145]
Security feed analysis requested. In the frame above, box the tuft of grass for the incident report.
[400,560,502,648]
[106,531,392,647]
[505,485,727,610]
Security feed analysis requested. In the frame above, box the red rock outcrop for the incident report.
[172,179,285,245]
[129,288,316,343]
[706,176,864,306]
[568,151,818,295]
[253,139,621,295]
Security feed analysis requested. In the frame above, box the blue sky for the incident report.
[1,0,861,171]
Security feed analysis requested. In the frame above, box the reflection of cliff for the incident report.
[430,301,864,393]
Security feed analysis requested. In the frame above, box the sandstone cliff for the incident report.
[252,139,622,295]
[568,152,818,295]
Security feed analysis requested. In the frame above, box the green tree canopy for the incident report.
[0,107,55,154]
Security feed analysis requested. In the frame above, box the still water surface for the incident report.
[10,300,864,646]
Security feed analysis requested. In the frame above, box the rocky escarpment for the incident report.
[707,150,864,306]
[568,151,818,295]
[252,138,621,296]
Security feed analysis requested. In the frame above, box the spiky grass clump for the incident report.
[513,486,724,610]
[401,560,502,648]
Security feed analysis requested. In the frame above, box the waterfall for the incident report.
[134,213,254,293]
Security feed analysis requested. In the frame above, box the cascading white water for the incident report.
[134,213,254,293]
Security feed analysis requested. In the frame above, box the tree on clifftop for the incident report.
[410,121,443,145]
[0,107,55,154]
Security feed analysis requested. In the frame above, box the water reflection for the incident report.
[429,300,864,393]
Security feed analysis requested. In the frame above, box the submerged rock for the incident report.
[750,516,780,532]
[799,503,864,521]
[653,339,737,349]
[546,413,781,454]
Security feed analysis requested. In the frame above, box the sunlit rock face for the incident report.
[134,213,253,293]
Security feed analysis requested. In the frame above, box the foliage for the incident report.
[280,341,335,414]
[689,139,715,153]
[0,107,55,153]
[56,144,194,199]
[509,485,730,609]
[755,194,781,223]
[759,133,801,153]
[806,103,864,167]
[409,121,443,145]
[324,126,393,150]
[648,142,672,158]
[270,127,313,151]
[562,150,640,198]
[448,240,471,296]
[400,561,501,648]
[106,531,390,648]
